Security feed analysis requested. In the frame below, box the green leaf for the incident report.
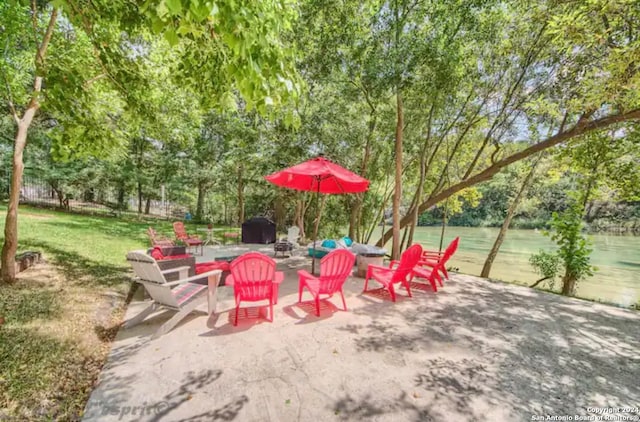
[156,1,170,18]
[165,0,182,16]
[221,91,238,112]
[164,28,179,46]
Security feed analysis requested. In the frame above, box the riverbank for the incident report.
[382,226,640,308]
[418,218,640,234]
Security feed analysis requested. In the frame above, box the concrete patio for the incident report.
[83,254,640,422]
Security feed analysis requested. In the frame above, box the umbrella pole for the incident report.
[311,182,320,275]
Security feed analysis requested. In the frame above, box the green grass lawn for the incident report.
[0,205,218,420]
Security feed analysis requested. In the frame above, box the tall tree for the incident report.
[0,2,58,282]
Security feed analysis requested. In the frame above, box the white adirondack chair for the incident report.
[125,250,221,339]
[286,226,300,248]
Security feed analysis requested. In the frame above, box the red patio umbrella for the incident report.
[265,156,369,273]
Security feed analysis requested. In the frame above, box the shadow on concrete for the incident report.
[332,276,640,420]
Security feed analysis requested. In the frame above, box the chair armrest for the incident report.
[418,259,439,268]
[161,266,191,275]
[368,264,393,273]
[423,249,444,255]
[136,278,188,288]
[274,271,284,284]
[366,263,393,280]
[297,270,318,284]
[388,260,401,269]
[157,256,195,281]
[178,269,222,285]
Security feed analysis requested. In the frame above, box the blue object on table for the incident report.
[342,236,353,247]
[308,247,330,259]
[321,239,336,249]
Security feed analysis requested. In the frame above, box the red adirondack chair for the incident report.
[363,244,423,302]
[225,252,284,325]
[298,249,356,316]
[147,227,175,247]
[173,222,204,255]
[414,237,459,287]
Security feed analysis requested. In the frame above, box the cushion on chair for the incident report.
[150,247,193,261]
[151,247,164,260]
[195,261,230,274]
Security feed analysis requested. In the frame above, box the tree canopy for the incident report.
[2,0,640,282]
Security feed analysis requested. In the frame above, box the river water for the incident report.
[379,226,639,307]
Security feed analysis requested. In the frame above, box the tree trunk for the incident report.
[561,274,576,295]
[312,194,327,244]
[407,155,427,247]
[137,181,143,214]
[117,183,126,210]
[481,159,539,278]
[237,164,244,225]
[1,7,58,283]
[349,107,376,241]
[50,181,64,208]
[391,92,404,260]
[1,121,31,283]
[348,197,358,240]
[274,192,286,230]
[195,181,205,221]
[375,109,640,247]
[145,197,151,214]
[294,198,306,239]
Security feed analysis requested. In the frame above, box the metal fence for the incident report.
[1,167,186,220]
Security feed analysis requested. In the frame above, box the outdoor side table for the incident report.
[352,243,388,278]
[207,270,222,315]
[356,254,384,277]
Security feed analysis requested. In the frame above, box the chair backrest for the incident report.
[287,226,300,243]
[441,237,460,263]
[147,227,169,245]
[392,244,423,282]
[173,221,188,240]
[230,252,276,301]
[319,249,355,293]
[126,250,179,307]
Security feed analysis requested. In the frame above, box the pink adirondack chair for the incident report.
[225,252,284,325]
[173,221,204,255]
[415,237,459,287]
[298,249,356,316]
[363,244,423,302]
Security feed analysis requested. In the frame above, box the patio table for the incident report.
[196,227,219,246]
